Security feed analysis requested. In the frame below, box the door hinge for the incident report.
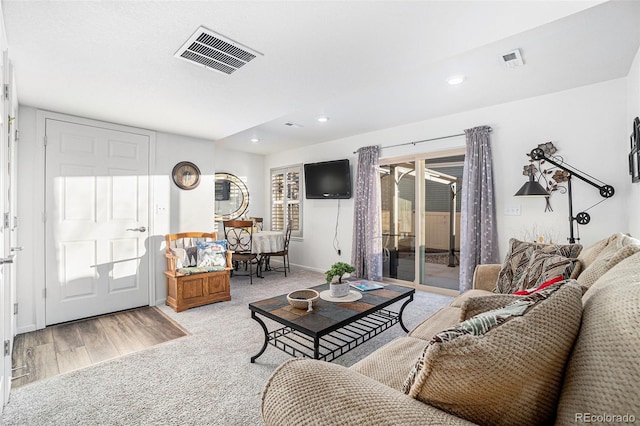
[3,212,9,229]
[43,288,47,299]
[42,212,47,223]
[15,129,19,141]
[43,135,48,147]
[4,340,9,357]
[3,84,8,100]
[13,303,17,315]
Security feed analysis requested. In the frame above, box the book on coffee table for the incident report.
[349,280,383,291]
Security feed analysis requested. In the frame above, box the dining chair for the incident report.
[223,220,260,284]
[250,217,264,231]
[262,222,292,277]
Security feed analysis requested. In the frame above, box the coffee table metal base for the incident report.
[250,293,413,363]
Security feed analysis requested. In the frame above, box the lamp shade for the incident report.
[515,176,549,197]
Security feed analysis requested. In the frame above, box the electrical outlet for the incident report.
[504,206,521,216]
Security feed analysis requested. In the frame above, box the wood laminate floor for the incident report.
[11,306,188,389]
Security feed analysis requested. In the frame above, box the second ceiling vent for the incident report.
[174,26,262,75]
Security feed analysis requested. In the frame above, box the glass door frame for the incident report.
[379,148,464,296]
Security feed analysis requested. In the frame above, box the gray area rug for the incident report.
[1,268,452,425]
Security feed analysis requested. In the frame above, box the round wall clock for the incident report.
[172,161,201,190]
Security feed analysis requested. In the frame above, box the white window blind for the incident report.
[271,165,302,238]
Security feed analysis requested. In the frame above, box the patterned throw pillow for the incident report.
[402,281,583,426]
[495,238,582,294]
[458,294,522,321]
[512,275,564,295]
[186,246,198,266]
[196,240,227,268]
[170,247,188,269]
[513,251,579,291]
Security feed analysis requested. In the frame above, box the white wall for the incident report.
[627,46,640,237]
[150,130,217,305]
[265,78,630,274]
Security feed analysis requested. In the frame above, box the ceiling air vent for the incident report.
[174,26,262,75]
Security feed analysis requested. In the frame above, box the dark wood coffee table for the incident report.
[249,283,414,363]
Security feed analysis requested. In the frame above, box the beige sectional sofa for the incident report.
[261,233,640,425]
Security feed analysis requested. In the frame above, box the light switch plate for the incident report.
[504,206,521,216]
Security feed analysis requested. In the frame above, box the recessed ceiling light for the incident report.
[317,116,330,123]
[446,75,465,85]
[250,138,260,143]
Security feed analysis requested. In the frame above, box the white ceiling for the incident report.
[3,0,640,155]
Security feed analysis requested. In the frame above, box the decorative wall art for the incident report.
[521,142,566,211]
[630,117,640,183]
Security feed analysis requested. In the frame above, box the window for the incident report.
[270,165,302,238]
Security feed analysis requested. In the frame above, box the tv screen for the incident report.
[304,159,352,199]
[215,180,230,201]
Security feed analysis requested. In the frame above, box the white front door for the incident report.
[45,118,150,325]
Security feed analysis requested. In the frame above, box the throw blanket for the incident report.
[177,266,226,275]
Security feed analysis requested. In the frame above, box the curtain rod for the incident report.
[352,127,492,154]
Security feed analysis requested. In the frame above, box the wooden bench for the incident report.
[164,232,233,312]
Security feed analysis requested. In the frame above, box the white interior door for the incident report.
[45,118,150,325]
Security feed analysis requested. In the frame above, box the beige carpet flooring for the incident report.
[1,268,453,425]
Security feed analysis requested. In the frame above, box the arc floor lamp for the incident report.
[515,147,615,243]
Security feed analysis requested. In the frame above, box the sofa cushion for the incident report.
[577,233,640,289]
[448,289,493,308]
[495,238,582,293]
[556,252,640,423]
[577,232,619,270]
[350,336,429,391]
[407,307,462,341]
[402,281,583,426]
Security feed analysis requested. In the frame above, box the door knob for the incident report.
[11,247,23,252]
[126,226,147,232]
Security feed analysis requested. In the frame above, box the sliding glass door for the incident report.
[380,152,464,291]
[380,162,416,282]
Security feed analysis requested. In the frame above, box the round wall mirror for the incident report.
[215,173,249,221]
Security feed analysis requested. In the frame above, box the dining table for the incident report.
[226,229,285,277]
[251,230,285,255]
[252,230,285,276]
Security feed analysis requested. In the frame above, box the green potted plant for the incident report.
[326,262,356,297]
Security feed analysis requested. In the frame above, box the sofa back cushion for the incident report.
[556,252,640,423]
[576,233,617,269]
[495,238,582,294]
[402,282,583,426]
[577,233,640,289]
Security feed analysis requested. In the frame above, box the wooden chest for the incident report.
[164,270,230,312]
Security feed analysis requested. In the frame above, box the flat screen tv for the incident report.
[215,179,230,201]
[304,159,352,199]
